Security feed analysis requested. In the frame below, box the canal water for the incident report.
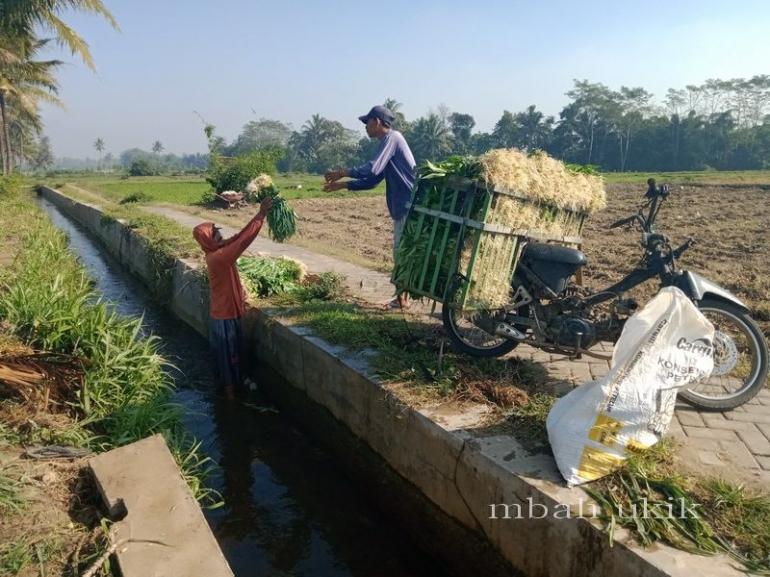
[39,198,450,577]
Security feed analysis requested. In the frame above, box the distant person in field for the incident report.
[193,197,273,399]
[323,105,416,311]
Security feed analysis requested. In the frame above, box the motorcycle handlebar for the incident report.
[609,214,646,230]
[672,238,695,259]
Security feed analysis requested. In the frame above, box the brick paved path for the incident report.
[516,342,770,489]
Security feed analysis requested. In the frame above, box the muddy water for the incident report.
[39,198,449,577]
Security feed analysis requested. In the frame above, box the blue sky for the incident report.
[39,0,770,159]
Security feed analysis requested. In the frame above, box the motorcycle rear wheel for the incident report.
[678,299,769,411]
[441,282,523,358]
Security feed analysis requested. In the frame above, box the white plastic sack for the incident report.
[546,287,715,487]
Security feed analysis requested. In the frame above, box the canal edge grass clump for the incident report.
[0,180,220,575]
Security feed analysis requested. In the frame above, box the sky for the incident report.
[37,0,770,159]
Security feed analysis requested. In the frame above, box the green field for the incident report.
[52,169,770,208]
[57,173,386,205]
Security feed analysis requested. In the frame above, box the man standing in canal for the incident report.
[323,104,416,310]
[193,197,273,400]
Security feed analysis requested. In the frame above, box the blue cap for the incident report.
[358,105,395,126]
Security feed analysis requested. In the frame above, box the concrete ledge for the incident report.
[89,434,233,577]
[42,187,744,577]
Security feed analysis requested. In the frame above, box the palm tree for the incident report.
[94,137,105,171]
[0,1,117,174]
[0,37,63,175]
[514,105,554,150]
[409,114,452,163]
[383,97,408,129]
[1,0,118,73]
[152,140,164,155]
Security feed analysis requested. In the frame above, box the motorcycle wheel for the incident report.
[441,281,524,358]
[678,298,769,411]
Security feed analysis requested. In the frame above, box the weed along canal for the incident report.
[37,198,450,576]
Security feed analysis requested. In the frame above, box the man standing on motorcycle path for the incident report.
[323,105,416,311]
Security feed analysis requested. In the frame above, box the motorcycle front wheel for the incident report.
[441,282,524,358]
[678,298,769,411]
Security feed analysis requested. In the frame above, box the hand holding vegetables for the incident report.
[256,196,273,220]
[255,184,297,243]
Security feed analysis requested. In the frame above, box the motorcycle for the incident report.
[441,181,769,411]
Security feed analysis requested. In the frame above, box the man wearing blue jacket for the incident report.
[323,105,416,310]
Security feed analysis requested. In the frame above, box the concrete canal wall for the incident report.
[39,186,742,577]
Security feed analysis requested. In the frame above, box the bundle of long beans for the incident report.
[256,184,297,243]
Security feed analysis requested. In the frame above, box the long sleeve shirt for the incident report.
[347,130,416,220]
[192,216,265,320]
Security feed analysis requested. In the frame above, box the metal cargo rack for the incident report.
[392,175,586,310]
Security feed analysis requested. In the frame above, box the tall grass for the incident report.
[0,195,218,504]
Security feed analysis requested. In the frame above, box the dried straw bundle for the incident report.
[479,149,606,214]
[459,150,604,307]
[244,173,274,195]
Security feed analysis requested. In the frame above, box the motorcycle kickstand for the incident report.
[570,333,584,360]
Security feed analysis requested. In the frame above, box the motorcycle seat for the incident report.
[522,241,587,266]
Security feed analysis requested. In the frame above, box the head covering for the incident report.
[358,105,395,127]
[193,221,220,253]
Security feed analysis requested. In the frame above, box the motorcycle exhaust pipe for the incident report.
[495,322,526,341]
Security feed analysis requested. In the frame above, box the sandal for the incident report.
[380,299,410,311]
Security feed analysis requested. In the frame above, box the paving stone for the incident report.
[683,438,721,452]
[737,430,770,456]
[717,440,761,469]
[757,423,770,442]
[723,412,770,424]
[682,426,739,441]
[677,411,705,427]
[697,451,725,467]
[701,416,758,432]
[667,418,685,438]
[757,456,770,470]
[734,403,770,416]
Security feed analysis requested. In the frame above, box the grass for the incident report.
[59,172,386,205]
[0,468,26,516]
[58,170,770,205]
[0,183,219,504]
[271,297,549,402]
[583,440,770,573]
[602,170,770,185]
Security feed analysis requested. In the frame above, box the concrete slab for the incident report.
[89,434,232,577]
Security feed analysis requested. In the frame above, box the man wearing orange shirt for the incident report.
[193,197,273,399]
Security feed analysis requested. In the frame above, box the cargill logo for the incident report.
[676,337,713,357]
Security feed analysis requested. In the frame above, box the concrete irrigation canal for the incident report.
[38,195,449,577]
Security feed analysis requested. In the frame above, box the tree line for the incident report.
[219,78,770,174]
[1,3,768,176]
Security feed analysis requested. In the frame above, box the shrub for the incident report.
[205,150,281,195]
[297,272,346,302]
[119,191,152,204]
[129,159,156,176]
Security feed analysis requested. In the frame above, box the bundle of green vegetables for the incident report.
[256,184,297,243]
[237,256,302,296]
